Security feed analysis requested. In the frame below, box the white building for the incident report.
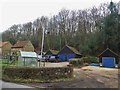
[19,51,38,67]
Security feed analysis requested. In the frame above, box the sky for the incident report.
[0,0,119,32]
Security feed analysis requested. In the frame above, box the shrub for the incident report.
[80,56,99,64]
[3,67,73,82]
[83,63,89,66]
[56,58,61,62]
[69,58,83,67]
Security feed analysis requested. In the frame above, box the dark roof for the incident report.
[12,40,29,48]
[58,45,81,55]
[50,49,59,55]
[46,49,59,55]
[66,45,81,55]
[99,48,119,57]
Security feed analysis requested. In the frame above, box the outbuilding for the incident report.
[57,45,82,62]
[19,51,38,67]
[99,48,119,68]
[45,49,59,62]
[45,49,59,57]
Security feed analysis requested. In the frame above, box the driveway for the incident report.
[80,66,118,88]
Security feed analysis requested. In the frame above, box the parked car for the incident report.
[46,56,61,62]
[37,55,45,62]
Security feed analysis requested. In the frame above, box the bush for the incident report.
[69,58,83,67]
[3,67,73,82]
[56,58,61,62]
[80,56,99,64]
[83,63,89,66]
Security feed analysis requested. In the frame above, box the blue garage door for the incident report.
[102,57,115,68]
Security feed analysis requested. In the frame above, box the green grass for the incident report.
[2,75,75,83]
[0,59,20,79]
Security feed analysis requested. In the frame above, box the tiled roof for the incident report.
[0,41,10,48]
[12,40,29,48]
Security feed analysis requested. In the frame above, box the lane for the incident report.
[1,80,34,88]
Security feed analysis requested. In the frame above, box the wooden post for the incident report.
[24,58,25,66]
[38,60,40,67]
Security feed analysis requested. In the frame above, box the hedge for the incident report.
[69,56,99,67]
[80,56,99,64]
[3,66,73,82]
[69,58,83,67]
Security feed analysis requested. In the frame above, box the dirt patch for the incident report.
[80,66,118,88]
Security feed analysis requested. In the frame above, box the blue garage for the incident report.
[58,45,82,62]
[58,54,75,62]
[58,54,65,62]
[99,48,119,68]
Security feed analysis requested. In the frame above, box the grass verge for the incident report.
[2,75,75,83]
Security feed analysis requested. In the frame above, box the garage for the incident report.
[99,48,119,68]
[67,54,75,60]
[102,57,115,68]
[58,45,82,62]
[58,54,75,62]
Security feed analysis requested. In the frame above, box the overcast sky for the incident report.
[0,0,119,32]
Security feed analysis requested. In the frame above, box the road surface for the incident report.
[0,80,34,88]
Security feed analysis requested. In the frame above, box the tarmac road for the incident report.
[1,80,33,89]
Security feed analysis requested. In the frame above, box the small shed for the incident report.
[45,49,59,57]
[99,48,119,68]
[45,49,59,61]
[19,51,38,67]
[58,45,82,62]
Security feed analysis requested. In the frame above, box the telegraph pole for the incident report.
[41,24,45,67]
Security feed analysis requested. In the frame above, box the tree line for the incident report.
[2,1,120,56]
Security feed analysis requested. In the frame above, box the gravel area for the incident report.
[80,66,118,88]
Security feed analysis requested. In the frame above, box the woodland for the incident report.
[2,1,120,55]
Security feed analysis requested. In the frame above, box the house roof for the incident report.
[34,47,41,54]
[98,48,119,57]
[66,45,81,55]
[12,40,29,48]
[49,49,59,55]
[0,41,10,48]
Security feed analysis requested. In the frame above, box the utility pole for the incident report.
[40,24,45,67]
